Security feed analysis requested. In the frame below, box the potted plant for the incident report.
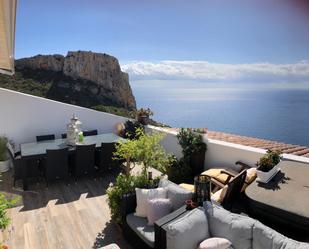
[177,128,207,177]
[136,108,153,125]
[0,136,10,173]
[256,150,282,183]
[113,128,171,176]
[108,128,171,224]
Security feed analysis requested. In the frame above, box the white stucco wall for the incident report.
[0,88,128,149]
[147,126,309,170]
[146,126,182,159]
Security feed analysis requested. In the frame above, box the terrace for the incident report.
[0,88,309,249]
[1,2,309,247]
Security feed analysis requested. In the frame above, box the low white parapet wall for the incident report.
[0,88,128,149]
[147,125,309,170]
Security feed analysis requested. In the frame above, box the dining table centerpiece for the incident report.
[66,114,82,146]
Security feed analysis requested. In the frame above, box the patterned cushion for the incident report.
[147,198,172,225]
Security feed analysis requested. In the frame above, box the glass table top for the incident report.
[21,133,125,157]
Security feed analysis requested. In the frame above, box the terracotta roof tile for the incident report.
[207,131,309,158]
[164,128,309,158]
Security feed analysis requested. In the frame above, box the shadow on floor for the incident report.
[93,221,131,249]
[0,168,121,212]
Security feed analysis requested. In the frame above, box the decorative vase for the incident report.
[256,162,281,183]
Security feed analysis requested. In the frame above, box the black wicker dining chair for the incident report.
[61,133,67,139]
[97,143,116,173]
[82,129,98,137]
[36,134,55,142]
[7,147,22,187]
[44,148,69,186]
[73,144,96,179]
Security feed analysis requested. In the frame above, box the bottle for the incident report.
[78,132,84,143]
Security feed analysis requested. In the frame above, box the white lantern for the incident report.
[66,114,82,146]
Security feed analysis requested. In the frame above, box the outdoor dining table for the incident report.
[20,133,125,190]
[245,160,309,232]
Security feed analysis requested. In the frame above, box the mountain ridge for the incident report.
[0,51,136,117]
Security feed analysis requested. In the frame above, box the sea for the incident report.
[131,80,309,147]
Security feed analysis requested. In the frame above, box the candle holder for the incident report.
[194,174,211,206]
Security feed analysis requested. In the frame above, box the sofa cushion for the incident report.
[165,207,210,249]
[252,220,309,249]
[198,237,233,249]
[126,213,155,248]
[159,179,192,210]
[241,168,257,192]
[147,198,172,226]
[135,187,167,217]
[204,202,254,249]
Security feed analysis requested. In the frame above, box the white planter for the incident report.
[256,163,280,183]
[0,159,10,173]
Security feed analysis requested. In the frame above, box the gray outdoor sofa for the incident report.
[121,179,193,249]
[164,201,309,249]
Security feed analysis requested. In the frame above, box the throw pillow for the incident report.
[211,186,227,204]
[135,187,167,217]
[241,168,257,192]
[159,179,193,210]
[198,237,233,249]
[147,198,172,225]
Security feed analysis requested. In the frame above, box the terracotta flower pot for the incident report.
[137,115,149,125]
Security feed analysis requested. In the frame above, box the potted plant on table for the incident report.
[0,136,10,173]
[256,149,282,183]
[136,108,153,125]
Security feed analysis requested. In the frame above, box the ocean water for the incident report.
[131,80,309,147]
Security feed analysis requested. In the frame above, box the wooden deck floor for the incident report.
[0,170,132,249]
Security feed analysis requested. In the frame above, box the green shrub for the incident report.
[0,137,8,162]
[0,192,18,230]
[164,156,192,184]
[177,128,207,158]
[107,174,159,224]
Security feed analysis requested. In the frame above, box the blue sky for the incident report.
[15,0,309,83]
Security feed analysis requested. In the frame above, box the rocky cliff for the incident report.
[14,51,136,110]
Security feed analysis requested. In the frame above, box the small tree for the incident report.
[113,128,172,176]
